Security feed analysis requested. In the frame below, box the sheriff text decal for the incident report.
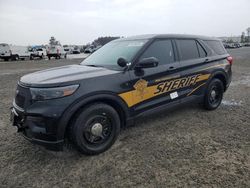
[119,74,210,107]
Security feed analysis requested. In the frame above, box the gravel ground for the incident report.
[0,48,249,187]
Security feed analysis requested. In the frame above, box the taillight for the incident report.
[227,56,233,65]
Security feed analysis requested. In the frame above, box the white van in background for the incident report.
[0,43,31,61]
[47,45,67,60]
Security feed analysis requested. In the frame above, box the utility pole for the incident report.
[247,27,250,42]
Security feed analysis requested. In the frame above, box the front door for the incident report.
[124,39,182,114]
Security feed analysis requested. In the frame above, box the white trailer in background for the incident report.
[0,43,31,61]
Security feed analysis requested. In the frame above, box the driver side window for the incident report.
[139,39,174,65]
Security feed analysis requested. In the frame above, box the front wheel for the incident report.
[203,78,224,110]
[70,103,121,155]
[11,55,19,61]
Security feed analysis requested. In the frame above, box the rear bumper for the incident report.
[47,54,60,57]
[0,55,11,58]
[10,106,64,151]
[31,53,43,57]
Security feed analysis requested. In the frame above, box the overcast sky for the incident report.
[0,0,249,45]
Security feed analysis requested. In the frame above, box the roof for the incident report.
[116,34,219,41]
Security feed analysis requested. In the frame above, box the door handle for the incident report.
[168,66,176,70]
[204,58,209,63]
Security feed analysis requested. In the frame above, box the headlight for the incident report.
[30,85,79,101]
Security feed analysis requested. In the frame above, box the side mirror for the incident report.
[117,57,128,67]
[135,57,159,69]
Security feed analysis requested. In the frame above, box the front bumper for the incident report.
[10,106,64,151]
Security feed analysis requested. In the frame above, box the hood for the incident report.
[20,65,118,86]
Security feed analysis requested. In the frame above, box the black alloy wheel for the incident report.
[204,78,224,110]
[70,103,120,155]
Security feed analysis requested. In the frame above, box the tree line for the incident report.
[241,27,250,43]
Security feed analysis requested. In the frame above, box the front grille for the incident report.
[15,84,31,109]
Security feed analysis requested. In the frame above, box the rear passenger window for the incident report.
[139,40,174,65]
[176,39,199,61]
[196,42,207,58]
[204,40,226,55]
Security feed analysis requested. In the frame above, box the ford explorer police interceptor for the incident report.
[11,34,232,155]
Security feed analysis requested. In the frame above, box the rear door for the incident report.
[126,39,181,113]
[175,39,211,100]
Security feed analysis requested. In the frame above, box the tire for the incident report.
[30,55,34,60]
[64,54,67,59]
[70,103,121,155]
[203,78,224,110]
[4,58,9,61]
[48,55,51,60]
[11,55,19,61]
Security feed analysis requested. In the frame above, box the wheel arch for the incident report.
[57,93,131,140]
[210,71,228,91]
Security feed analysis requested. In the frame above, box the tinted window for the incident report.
[139,40,174,65]
[204,40,226,55]
[176,39,199,61]
[196,42,207,58]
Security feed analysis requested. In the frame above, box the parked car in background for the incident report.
[30,48,47,59]
[233,43,241,48]
[84,45,95,53]
[63,45,74,54]
[0,43,31,61]
[72,46,81,54]
[47,45,67,60]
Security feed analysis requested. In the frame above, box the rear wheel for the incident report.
[70,103,121,155]
[203,78,224,110]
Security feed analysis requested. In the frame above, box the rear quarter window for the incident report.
[204,40,226,55]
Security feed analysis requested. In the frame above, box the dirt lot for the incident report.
[0,49,249,187]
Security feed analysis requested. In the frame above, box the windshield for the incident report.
[81,39,147,70]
